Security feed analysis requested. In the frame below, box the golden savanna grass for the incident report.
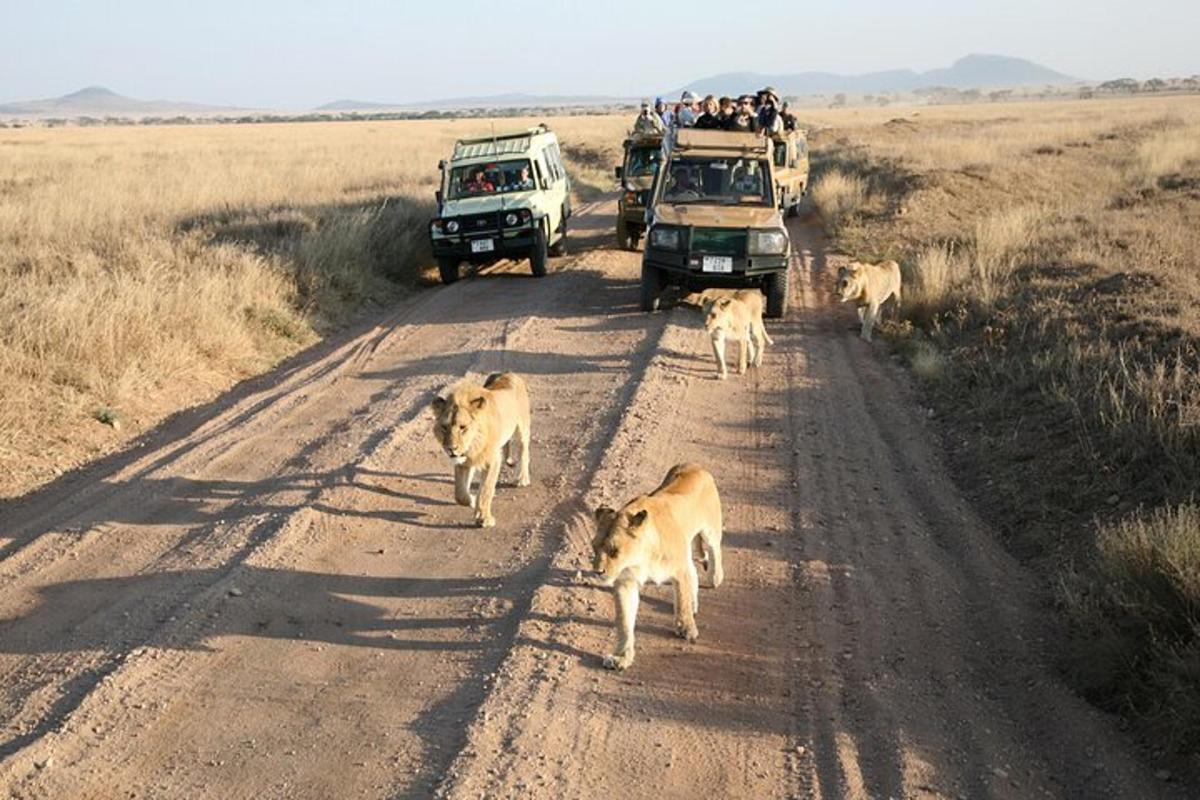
[807,93,1200,752]
[0,114,629,497]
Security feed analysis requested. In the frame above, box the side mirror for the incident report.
[437,159,445,171]
[614,166,623,180]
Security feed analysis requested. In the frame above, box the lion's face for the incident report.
[703,297,735,334]
[836,265,864,302]
[592,507,651,585]
[430,389,487,464]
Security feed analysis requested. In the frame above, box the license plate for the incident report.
[470,239,495,254]
[702,256,733,273]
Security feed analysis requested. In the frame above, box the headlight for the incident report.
[503,209,532,227]
[446,220,460,234]
[748,229,788,255]
[649,226,681,250]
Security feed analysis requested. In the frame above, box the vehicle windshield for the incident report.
[448,159,535,199]
[625,146,662,178]
[659,156,772,206]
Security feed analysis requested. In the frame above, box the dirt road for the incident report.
[0,201,1178,799]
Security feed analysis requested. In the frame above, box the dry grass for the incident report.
[810,93,1200,754]
[0,114,627,497]
[811,169,868,232]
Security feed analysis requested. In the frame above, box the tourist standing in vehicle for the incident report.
[675,90,699,128]
[780,101,798,131]
[757,87,783,135]
[717,96,736,128]
[634,99,665,135]
[727,95,758,132]
[693,95,722,129]
[655,97,672,129]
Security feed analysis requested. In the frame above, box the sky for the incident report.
[2,0,1198,108]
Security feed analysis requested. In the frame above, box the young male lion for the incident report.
[835,260,902,342]
[430,372,531,528]
[592,463,723,670]
[702,290,773,379]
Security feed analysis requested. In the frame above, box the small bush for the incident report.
[1063,502,1200,751]
[812,169,867,231]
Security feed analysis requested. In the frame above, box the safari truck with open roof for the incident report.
[772,128,810,217]
[429,125,571,284]
[641,128,792,317]
[613,132,664,250]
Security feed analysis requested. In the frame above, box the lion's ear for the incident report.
[701,299,714,314]
[629,509,649,530]
[594,505,616,523]
[470,393,487,410]
[718,297,732,307]
[430,395,446,415]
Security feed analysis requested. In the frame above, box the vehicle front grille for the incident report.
[691,228,746,256]
[455,212,501,233]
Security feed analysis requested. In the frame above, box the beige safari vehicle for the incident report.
[771,128,810,217]
[429,125,571,284]
[641,128,792,317]
[613,132,665,250]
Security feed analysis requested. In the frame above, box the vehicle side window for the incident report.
[547,144,566,183]
[774,145,788,168]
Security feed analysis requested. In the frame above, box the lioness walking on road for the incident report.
[592,463,723,670]
[702,290,773,379]
[430,372,531,528]
[835,260,902,342]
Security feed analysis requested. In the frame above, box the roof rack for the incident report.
[451,125,551,161]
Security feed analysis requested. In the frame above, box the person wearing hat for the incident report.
[654,97,673,129]
[780,101,798,132]
[634,99,665,135]
[675,90,699,128]
[756,87,783,135]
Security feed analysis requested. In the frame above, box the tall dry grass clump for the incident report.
[811,169,867,231]
[0,114,627,497]
[1125,125,1200,188]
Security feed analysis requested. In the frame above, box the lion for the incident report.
[592,463,723,670]
[702,290,773,379]
[835,260,902,342]
[430,372,531,528]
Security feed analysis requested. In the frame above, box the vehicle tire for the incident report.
[616,219,634,251]
[765,267,789,318]
[641,262,665,312]
[437,257,460,285]
[549,212,568,257]
[530,224,549,277]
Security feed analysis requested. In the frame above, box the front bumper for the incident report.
[643,248,788,283]
[430,227,537,262]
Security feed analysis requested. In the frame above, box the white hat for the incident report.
[681,90,699,103]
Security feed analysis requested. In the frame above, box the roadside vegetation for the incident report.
[0,115,623,498]
[808,95,1200,757]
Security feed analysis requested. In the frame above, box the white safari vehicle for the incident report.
[429,125,572,283]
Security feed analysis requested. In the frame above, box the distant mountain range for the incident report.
[678,55,1078,98]
[0,86,242,117]
[0,56,1082,119]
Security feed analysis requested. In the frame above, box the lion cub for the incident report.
[592,463,724,670]
[702,289,773,379]
[835,260,902,342]
[430,372,531,528]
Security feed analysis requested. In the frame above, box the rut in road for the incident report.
[0,202,1179,800]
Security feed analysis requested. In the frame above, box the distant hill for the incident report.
[316,93,631,112]
[679,54,1078,98]
[0,86,242,117]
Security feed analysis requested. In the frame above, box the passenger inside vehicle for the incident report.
[665,167,702,200]
[465,167,496,195]
[626,146,662,177]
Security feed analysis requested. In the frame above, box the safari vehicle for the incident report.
[613,132,664,250]
[429,125,571,284]
[771,128,810,217]
[641,128,792,317]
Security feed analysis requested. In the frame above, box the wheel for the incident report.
[529,224,549,277]
[616,219,634,251]
[765,268,789,318]
[549,213,568,257]
[437,257,460,285]
[640,262,665,311]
